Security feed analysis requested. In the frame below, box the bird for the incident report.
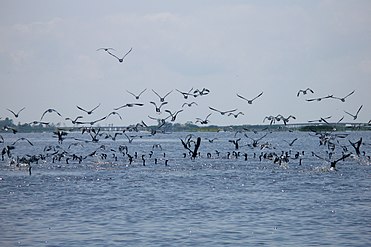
[331,90,355,102]
[308,116,332,124]
[105,47,133,63]
[76,103,101,115]
[297,88,314,97]
[80,116,107,126]
[97,47,115,52]
[12,137,34,146]
[40,108,62,120]
[150,101,168,113]
[152,89,173,102]
[228,111,244,118]
[344,105,363,120]
[236,92,263,104]
[182,102,198,108]
[106,111,123,120]
[114,103,144,110]
[275,114,296,125]
[176,88,194,99]
[305,95,333,102]
[126,89,147,100]
[165,109,183,122]
[65,116,84,125]
[209,107,237,115]
[7,107,25,118]
[283,138,298,146]
[195,113,212,125]
[193,88,210,97]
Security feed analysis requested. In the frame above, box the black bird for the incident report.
[114,103,144,110]
[297,88,314,97]
[165,109,183,122]
[344,105,363,120]
[236,92,263,104]
[12,137,34,146]
[152,89,173,102]
[150,101,168,113]
[209,107,237,115]
[105,47,132,63]
[331,90,355,102]
[40,108,62,120]
[76,103,101,115]
[7,107,25,118]
[349,138,362,156]
[195,113,212,125]
[126,89,147,100]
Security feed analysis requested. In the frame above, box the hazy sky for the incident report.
[1,0,370,127]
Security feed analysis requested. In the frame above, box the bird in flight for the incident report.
[7,107,25,118]
[209,107,237,115]
[331,90,355,102]
[114,103,144,110]
[236,92,263,104]
[297,88,314,97]
[98,47,132,63]
[76,103,101,115]
[195,113,212,125]
[165,109,183,122]
[40,108,62,120]
[126,89,147,100]
[305,94,333,102]
[150,101,168,113]
[344,105,363,120]
[152,89,173,102]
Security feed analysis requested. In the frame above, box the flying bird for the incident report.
[7,107,25,118]
[331,90,355,102]
[195,113,212,125]
[105,47,133,63]
[228,112,244,118]
[114,103,144,110]
[126,89,147,100]
[40,108,62,120]
[150,101,168,113]
[236,92,263,104]
[182,102,198,108]
[152,89,173,102]
[344,105,363,120]
[12,137,34,146]
[76,103,101,115]
[209,107,237,115]
[305,95,333,102]
[165,109,183,122]
[297,88,314,97]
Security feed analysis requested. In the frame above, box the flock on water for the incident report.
[1,47,370,176]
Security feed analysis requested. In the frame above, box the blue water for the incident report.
[1,130,370,246]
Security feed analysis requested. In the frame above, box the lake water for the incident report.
[1,130,370,246]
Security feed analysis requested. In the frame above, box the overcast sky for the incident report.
[0,0,370,127]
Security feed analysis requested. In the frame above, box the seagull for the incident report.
[114,103,144,110]
[65,116,84,125]
[80,116,107,126]
[195,113,212,125]
[105,47,133,63]
[275,114,296,125]
[7,107,25,118]
[344,105,363,120]
[209,107,237,115]
[106,111,123,120]
[176,88,194,99]
[40,108,62,120]
[236,92,263,104]
[126,89,147,100]
[150,101,168,113]
[152,89,173,102]
[331,90,355,102]
[296,88,314,97]
[308,116,332,124]
[194,88,210,97]
[97,47,115,52]
[283,138,298,146]
[76,103,101,115]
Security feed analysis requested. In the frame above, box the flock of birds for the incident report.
[0,47,370,175]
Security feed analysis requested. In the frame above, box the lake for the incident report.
[1,130,370,246]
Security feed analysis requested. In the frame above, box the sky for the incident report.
[0,0,370,127]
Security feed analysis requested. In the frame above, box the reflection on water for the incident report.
[0,131,370,246]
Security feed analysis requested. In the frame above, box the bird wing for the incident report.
[236,94,248,101]
[121,47,133,59]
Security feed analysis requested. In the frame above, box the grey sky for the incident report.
[1,0,370,127]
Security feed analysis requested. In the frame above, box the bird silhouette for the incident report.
[7,107,25,118]
[331,90,355,102]
[176,88,194,99]
[236,92,263,104]
[114,103,144,110]
[344,105,363,120]
[105,47,132,63]
[182,102,198,108]
[76,103,101,115]
[195,113,212,125]
[228,111,244,118]
[296,88,314,97]
[165,109,183,122]
[126,89,147,100]
[152,89,173,102]
[40,108,62,120]
[209,107,237,115]
[306,95,333,102]
[150,101,168,113]
[12,137,34,146]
